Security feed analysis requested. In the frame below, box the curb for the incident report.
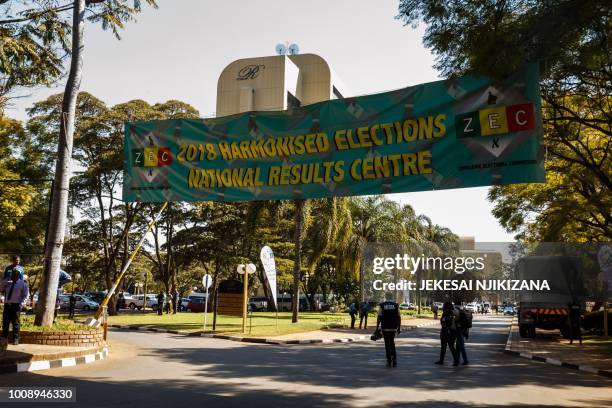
[504,318,612,379]
[109,319,439,345]
[0,346,109,375]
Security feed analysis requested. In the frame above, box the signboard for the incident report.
[260,246,277,307]
[202,274,213,289]
[123,65,544,203]
[216,279,243,317]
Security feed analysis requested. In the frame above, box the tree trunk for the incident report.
[291,199,305,323]
[35,0,86,326]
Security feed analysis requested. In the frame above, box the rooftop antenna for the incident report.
[275,42,300,55]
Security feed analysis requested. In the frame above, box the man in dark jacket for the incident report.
[376,292,401,367]
[568,302,582,345]
[453,302,469,365]
[68,294,77,319]
[172,291,179,314]
[359,301,369,329]
[157,292,165,316]
[435,301,459,366]
[348,301,357,329]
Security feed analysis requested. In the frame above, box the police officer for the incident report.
[375,292,401,367]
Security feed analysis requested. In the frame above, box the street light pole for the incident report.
[237,263,256,333]
[142,272,148,312]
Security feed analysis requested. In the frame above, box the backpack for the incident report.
[458,309,473,329]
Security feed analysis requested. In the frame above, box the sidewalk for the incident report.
[505,317,612,378]
[110,316,440,345]
[0,343,108,374]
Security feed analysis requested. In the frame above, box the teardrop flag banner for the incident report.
[260,246,277,308]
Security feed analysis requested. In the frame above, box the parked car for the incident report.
[58,294,100,311]
[181,294,208,311]
[399,303,415,310]
[249,297,268,311]
[180,297,191,311]
[127,294,158,310]
[464,303,478,312]
[84,292,107,304]
[276,294,308,311]
[503,306,515,315]
[186,297,208,312]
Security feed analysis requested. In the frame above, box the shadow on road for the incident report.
[3,316,611,407]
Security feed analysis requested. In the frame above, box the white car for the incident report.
[127,294,158,310]
[464,303,478,312]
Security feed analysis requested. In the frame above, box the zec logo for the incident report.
[132,147,173,167]
[456,103,535,138]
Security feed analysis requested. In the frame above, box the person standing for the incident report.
[376,292,401,367]
[359,300,369,329]
[3,255,24,280]
[0,269,29,345]
[172,291,179,314]
[348,301,357,329]
[165,293,172,314]
[435,301,459,366]
[68,294,77,319]
[432,303,439,320]
[453,302,470,365]
[157,291,165,316]
[568,302,582,345]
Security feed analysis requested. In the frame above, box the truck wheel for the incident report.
[528,326,536,338]
[519,324,529,338]
[129,303,136,310]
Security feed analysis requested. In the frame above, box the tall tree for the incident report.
[35,0,158,326]
[397,0,611,242]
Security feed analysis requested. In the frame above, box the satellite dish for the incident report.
[275,43,287,55]
[288,43,300,55]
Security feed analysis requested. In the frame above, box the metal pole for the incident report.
[203,284,209,332]
[142,273,148,312]
[242,271,248,333]
[92,202,168,322]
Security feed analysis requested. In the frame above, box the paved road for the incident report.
[3,315,611,407]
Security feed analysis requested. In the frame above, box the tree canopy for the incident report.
[397,0,611,241]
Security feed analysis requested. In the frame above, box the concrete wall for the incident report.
[216,53,342,117]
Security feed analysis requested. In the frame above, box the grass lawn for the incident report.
[106,311,350,337]
[19,315,98,332]
[582,334,612,354]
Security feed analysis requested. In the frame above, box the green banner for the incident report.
[123,64,544,203]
